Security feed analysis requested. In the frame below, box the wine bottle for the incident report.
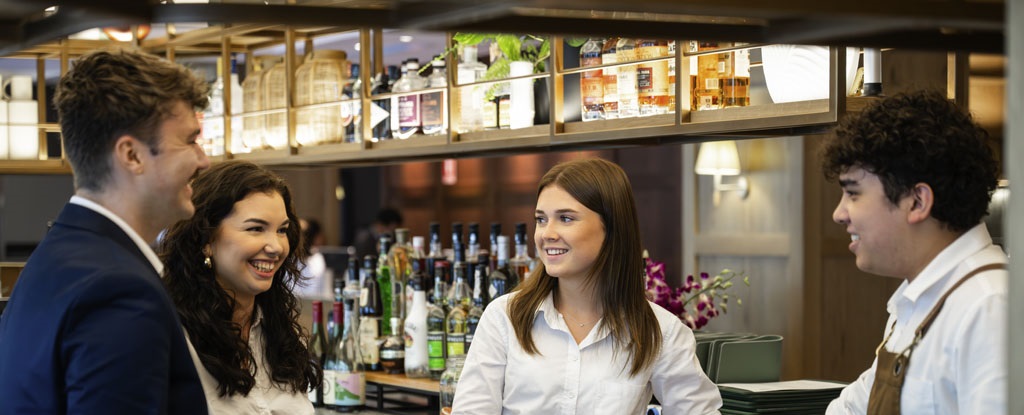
[445,260,471,358]
[308,301,327,407]
[404,260,431,378]
[465,223,480,286]
[359,255,382,371]
[326,299,366,411]
[488,222,501,273]
[426,222,444,296]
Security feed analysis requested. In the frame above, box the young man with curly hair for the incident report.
[822,90,1008,414]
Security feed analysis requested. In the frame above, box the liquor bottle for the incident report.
[427,265,448,379]
[445,262,471,358]
[495,82,511,129]
[616,38,640,118]
[695,42,726,111]
[580,38,605,121]
[388,228,413,321]
[509,222,532,286]
[358,255,382,371]
[408,235,426,314]
[488,235,513,300]
[456,45,487,134]
[377,235,394,336]
[404,260,431,378]
[342,257,362,332]
[326,299,366,411]
[637,39,670,116]
[227,57,244,154]
[392,59,424,139]
[379,317,405,374]
[488,222,501,273]
[308,301,328,407]
[601,37,619,119]
[421,56,448,136]
[687,41,699,110]
[370,71,392,141]
[451,222,464,266]
[471,252,490,308]
[667,40,676,113]
[466,296,483,351]
[426,222,444,294]
[723,46,750,107]
[431,260,451,310]
[345,63,362,143]
[465,223,481,285]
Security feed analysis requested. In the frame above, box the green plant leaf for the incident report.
[453,33,491,46]
[565,37,588,48]
[495,34,523,62]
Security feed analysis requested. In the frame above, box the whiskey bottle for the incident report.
[637,39,670,116]
[616,38,640,118]
[580,38,605,121]
[488,235,513,300]
[379,317,405,374]
[601,37,619,119]
[723,46,750,107]
[509,222,532,287]
[358,255,382,371]
[695,42,726,111]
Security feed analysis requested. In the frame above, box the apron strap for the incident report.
[909,263,1006,348]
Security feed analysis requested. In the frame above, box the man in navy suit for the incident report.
[0,49,211,413]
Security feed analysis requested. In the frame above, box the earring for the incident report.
[204,256,212,269]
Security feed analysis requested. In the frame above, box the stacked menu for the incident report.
[716,380,846,414]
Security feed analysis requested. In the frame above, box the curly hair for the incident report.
[159,160,319,397]
[53,48,209,191]
[508,158,661,377]
[821,89,998,233]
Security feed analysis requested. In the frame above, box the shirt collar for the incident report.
[890,223,993,309]
[534,291,610,346]
[69,195,164,276]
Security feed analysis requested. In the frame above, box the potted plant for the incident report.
[445,34,585,127]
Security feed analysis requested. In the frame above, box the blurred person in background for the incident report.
[353,207,403,258]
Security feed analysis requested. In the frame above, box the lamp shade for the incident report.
[695,141,742,176]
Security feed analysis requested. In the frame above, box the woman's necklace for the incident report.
[562,312,600,328]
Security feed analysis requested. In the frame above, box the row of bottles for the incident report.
[314,221,533,391]
[579,38,753,121]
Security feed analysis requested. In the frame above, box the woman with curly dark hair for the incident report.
[160,160,320,414]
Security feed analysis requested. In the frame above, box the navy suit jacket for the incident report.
[0,203,207,414]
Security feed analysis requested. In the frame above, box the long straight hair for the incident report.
[507,158,661,376]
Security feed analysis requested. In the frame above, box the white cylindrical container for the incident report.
[8,100,39,160]
[0,100,9,159]
[863,48,882,96]
[508,61,534,129]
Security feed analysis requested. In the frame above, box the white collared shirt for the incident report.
[184,308,314,415]
[69,195,163,275]
[826,224,1008,415]
[452,292,722,415]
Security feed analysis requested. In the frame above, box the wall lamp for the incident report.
[695,140,749,206]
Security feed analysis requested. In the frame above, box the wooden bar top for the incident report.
[365,372,441,394]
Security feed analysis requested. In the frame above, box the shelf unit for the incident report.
[0,1,1000,173]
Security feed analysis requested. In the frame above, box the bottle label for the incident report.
[360,288,368,307]
[447,333,466,357]
[421,91,444,130]
[398,95,421,128]
[322,369,337,405]
[332,371,366,405]
[359,317,380,365]
[381,349,406,359]
[428,331,445,370]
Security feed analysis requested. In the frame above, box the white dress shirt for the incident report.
[185,308,314,415]
[826,224,1008,415]
[452,292,722,415]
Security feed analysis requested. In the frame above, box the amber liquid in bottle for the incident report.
[636,39,670,116]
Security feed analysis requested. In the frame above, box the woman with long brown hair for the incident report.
[453,158,721,414]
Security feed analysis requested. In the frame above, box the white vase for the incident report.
[508,61,534,129]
